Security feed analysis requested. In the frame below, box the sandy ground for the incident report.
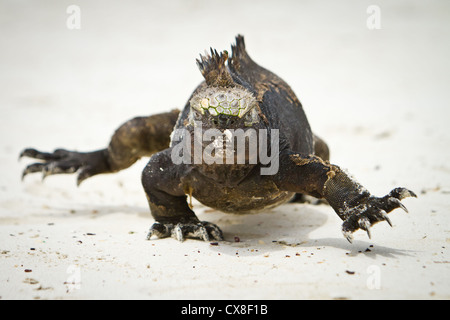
[1,0,450,300]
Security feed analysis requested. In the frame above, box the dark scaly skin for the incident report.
[21,111,179,186]
[20,35,416,243]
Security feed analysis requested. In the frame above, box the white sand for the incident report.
[1,0,449,300]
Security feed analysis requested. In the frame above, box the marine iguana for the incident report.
[20,35,416,243]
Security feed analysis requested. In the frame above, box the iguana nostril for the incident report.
[217,114,229,126]
[218,114,227,121]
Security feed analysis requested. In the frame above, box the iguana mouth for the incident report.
[190,125,257,162]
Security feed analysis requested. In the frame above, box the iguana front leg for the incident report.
[274,151,416,242]
[20,110,179,185]
[142,148,224,242]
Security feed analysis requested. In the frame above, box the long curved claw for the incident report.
[358,217,372,239]
[390,197,408,213]
[341,187,416,242]
[343,230,354,244]
[22,163,45,180]
[366,228,372,239]
[380,210,392,227]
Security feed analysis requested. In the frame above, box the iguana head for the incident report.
[189,85,259,129]
[189,47,260,131]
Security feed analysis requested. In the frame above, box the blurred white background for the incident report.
[1,0,449,299]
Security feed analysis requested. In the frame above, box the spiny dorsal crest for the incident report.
[196,47,235,87]
[229,34,247,71]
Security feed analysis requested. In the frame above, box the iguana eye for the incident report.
[243,111,253,126]
[243,108,260,126]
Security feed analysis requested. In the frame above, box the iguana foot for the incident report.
[146,221,224,242]
[20,148,109,186]
[342,187,417,243]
